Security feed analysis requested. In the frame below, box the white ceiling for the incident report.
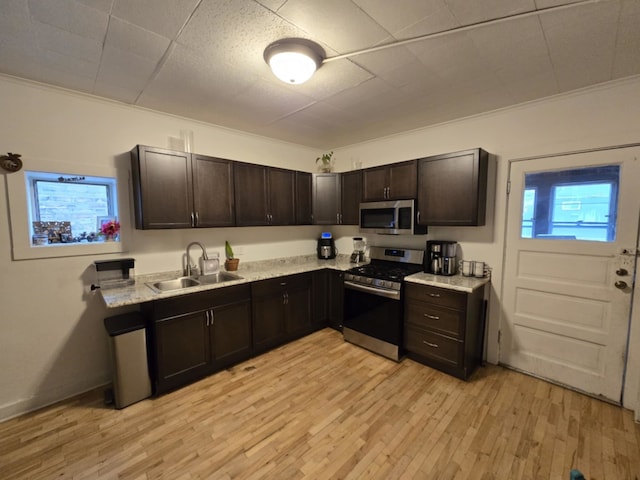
[1,0,639,149]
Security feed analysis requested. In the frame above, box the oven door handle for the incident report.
[344,280,401,300]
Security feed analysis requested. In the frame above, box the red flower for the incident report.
[101,220,120,236]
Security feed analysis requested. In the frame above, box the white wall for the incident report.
[1,73,639,421]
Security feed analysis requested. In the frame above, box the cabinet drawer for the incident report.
[404,326,462,368]
[406,283,466,310]
[406,300,464,339]
[252,272,311,297]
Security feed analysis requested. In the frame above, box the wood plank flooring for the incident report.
[1,328,639,479]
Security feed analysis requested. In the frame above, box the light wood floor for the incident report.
[1,328,639,480]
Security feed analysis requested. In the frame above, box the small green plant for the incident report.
[225,240,234,259]
[315,151,334,171]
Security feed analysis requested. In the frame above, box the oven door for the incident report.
[343,281,403,347]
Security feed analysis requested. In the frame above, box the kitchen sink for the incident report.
[195,272,242,285]
[150,277,201,292]
[147,272,243,293]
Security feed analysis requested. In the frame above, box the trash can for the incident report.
[104,312,151,409]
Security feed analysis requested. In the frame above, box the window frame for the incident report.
[6,157,127,260]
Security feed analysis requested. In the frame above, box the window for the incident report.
[26,171,119,246]
[6,157,125,260]
[521,165,619,242]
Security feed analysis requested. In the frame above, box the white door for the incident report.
[501,148,640,402]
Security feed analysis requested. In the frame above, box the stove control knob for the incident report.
[365,277,372,284]
[384,281,392,288]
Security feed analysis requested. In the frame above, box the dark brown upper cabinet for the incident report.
[131,145,235,229]
[341,170,362,225]
[234,163,295,226]
[417,148,489,226]
[311,172,362,225]
[362,160,417,201]
[295,171,313,225]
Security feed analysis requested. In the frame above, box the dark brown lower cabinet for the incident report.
[252,273,312,354]
[404,282,487,380]
[144,284,252,394]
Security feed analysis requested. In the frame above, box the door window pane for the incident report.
[521,165,618,242]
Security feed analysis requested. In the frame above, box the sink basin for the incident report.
[195,272,243,285]
[149,277,201,292]
[147,272,243,293]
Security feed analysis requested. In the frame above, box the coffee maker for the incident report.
[317,232,337,260]
[425,240,458,275]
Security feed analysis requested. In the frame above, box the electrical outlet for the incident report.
[234,245,245,256]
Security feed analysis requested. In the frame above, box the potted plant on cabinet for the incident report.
[316,151,334,172]
[224,241,239,271]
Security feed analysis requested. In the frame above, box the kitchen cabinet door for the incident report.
[252,293,287,353]
[234,162,269,226]
[362,166,388,201]
[341,170,362,225]
[312,173,341,224]
[131,145,194,229]
[311,270,329,327]
[268,167,296,225]
[295,171,313,225]
[210,299,252,369]
[153,311,210,393]
[362,161,416,201]
[329,270,344,331]
[192,154,235,227]
[284,281,312,339]
[417,148,489,226]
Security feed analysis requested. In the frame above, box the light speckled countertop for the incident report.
[404,271,490,293]
[100,254,491,308]
[100,254,355,308]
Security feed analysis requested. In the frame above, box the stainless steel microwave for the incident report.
[359,199,427,235]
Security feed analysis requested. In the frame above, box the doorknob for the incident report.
[615,268,628,276]
[615,280,628,290]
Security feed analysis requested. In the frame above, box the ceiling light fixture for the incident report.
[264,38,324,85]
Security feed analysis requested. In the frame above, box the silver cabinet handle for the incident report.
[417,210,421,224]
[190,212,195,227]
[423,341,438,348]
[205,310,210,326]
[424,313,440,320]
[428,293,441,298]
[194,211,199,227]
[210,310,214,326]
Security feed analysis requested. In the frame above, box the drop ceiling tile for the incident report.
[352,0,456,37]
[349,46,420,78]
[105,17,170,60]
[28,0,108,41]
[535,0,593,8]
[177,0,303,71]
[33,21,103,63]
[276,0,391,52]
[112,0,199,39]
[613,8,640,76]
[253,0,288,12]
[93,80,140,104]
[76,0,113,13]
[443,0,534,25]
[323,77,394,109]
[95,45,158,91]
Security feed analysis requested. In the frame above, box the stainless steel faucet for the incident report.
[185,242,208,276]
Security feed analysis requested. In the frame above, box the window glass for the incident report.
[26,171,119,246]
[521,165,618,242]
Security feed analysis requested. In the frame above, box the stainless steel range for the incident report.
[343,246,424,361]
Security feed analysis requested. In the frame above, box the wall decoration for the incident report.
[1,152,23,173]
